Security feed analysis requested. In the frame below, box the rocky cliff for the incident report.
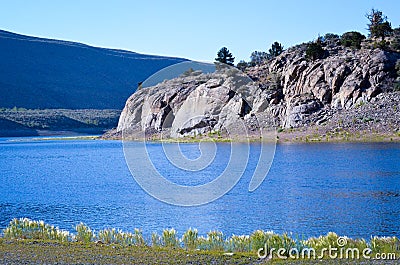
[247,43,399,128]
[111,44,400,141]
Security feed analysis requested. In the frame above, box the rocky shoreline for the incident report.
[104,89,400,144]
[277,91,400,143]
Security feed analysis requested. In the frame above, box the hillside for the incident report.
[0,30,187,109]
[0,109,120,137]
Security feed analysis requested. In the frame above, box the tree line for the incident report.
[214,9,399,67]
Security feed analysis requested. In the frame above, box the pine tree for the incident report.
[366,9,393,40]
[250,51,268,65]
[268,41,284,58]
[215,47,235,66]
[236,60,249,71]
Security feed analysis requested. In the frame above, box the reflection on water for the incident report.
[0,139,399,238]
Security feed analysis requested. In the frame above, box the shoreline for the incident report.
[2,131,400,144]
[104,130,400,144]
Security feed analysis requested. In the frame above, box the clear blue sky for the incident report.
[1,0,399,62]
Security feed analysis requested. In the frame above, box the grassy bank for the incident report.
[0,108,120,137]
[1,218,398,264]
[2,239,398,265]
[0,239,256,265]
[277,127,400,143]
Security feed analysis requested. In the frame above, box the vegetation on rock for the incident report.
[269,41,284,58]
[395,60,400,91]
[366,9,393,41]
[340,31,366,49]
[305,40,325,61]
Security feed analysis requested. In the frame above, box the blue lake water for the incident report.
[0,138,399,239]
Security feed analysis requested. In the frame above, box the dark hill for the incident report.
[0,30,187,109]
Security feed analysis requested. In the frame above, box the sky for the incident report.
[1,0,400,62]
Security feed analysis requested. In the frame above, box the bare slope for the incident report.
[0,30,186,109]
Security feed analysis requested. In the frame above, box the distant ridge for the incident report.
[0,30,187,109]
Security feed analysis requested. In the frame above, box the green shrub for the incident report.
[151,232,161,246]
[197,231,225,251]
[394,82,400,91]
[227,234,251,252]
[323,33,340,46]
[75,223,94,243]
[133,228,146,246]
[250,51,268,65]
[306,232,341,252]
[250,230,270,251]
[182,228,198,250]
[236,60,249,71]
[207,231,225,251]
[396,60,400,76]
[324,33,340,40]
[3,218,71,242]
[340,31,366,49]
[373,40,391,50]
[96,228,144,246]
[305,42,325,61]
[391,27,400,51]
[162,228,179,248]
[370,236,399,253]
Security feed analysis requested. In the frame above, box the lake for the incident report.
[0,137,399,239]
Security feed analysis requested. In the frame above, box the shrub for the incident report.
[324,33,340,46]
[250,51,268,65]
[3,218,71,242]
[340,31,366,49]
[394,60,400,91]
[182,228,198,250]
[266,72,282,92]
[207,230,225,251]
[236,60,249,71]
[391,27,400,51]
[373,40,391,50]
[181,68,195,77]
[324,33,340,40]
[151,232,161,246]
[197,231,225,251]
[133,228,146,246]
[162,228,179,248]
[97,228,128,245]
[96,228,145,246]
[227,234,251,252]
[370,236,399,254]
[305,41,325,61]
[75,223,94,243]
[394,83,400,91]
